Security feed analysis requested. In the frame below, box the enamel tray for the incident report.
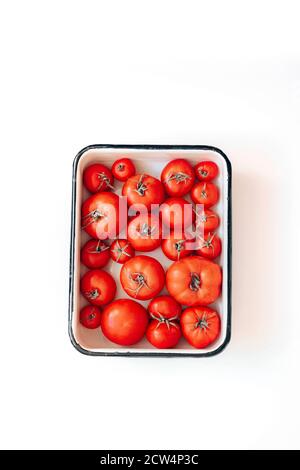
[69,145,232,357]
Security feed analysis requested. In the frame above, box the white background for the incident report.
[0,0,299,450]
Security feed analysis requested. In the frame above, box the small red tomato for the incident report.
[81,239,110,269]
[191,182,219,208]
[112,158,136,182]
[148,295,182,320]
[196,232,222,259]
[160,197,194,232]
[161,159,195,197]
[180,306,221,348]
[146,320,181,349]
[120,255,165,300]
[161,231,194,261]
[80,305,102,329]
[194,208,220,233]
[83,163,114,193]
[127,213,161,252]
[110,239,135,264]
[81,192,121,240]
[122,174,165,210]
[80,269,116,306]
[101,299,148,346]
[195,161,219,182]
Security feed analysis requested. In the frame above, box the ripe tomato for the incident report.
[146,320,181,349]
[191,182,219,208]
[80,269,116,306]
[112,158,136,182]
[194,161,219,182]
[101,299,148,346]
[160,197,194,232]
[196,232,222,260]
[81,192,120,239]
[81,239,110,268]
[83,163,114,193]
[166,255,222,306]
[180,306,221,348]
[80,305,102,329]
[148,295,182,320]
[110,239,135,264]
[161,231,194,261]
[122,174,165,210]
[161,159,195,197]
[120,255,165,300]
[127,213,161,252]
[194,208,220,234]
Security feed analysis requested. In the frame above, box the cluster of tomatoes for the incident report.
[79,157,222,349]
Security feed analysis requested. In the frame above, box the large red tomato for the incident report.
[80,239,110,269]
[120,255,165,300]
[196,232,222,260]
[180,306,221,348]
[194,161,219,182]
[80,269,116,306]
[127,213,161,252]
[83,163,114,193]
[112,158,136,182]
[148,295,182,320]
[80,305,102,329]
[191,182,219,208]
[166,256,222,306]
[161,231,195,261]
[161,159,195,197]
[122,174,165,210]
[146,320,181,349]
[81,192,121,239]
[110,239,135,264]
[101,299,148,346]
[160,197,194,233]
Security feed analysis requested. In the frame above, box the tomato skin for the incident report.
[112,158,136,182]
[110,239,135,264]
[101,299,148,346]
[191,182,219,208]
[194,208,220,233]
[161,159,195,197]
[81,239,110,269]
[194,161,219,182]
[81,192,120,239]
[148,295,182,320]
[180,306,221,348]
[160,197,195,232]
[80,305,102,329]
[161,231,194,261]
[127,213,161,252]
[120,255,165,300]
[146,320,181,349]
[196,232,222,260]
[80,269,116,306]
[122,174,165,210]
[166,256,222,306]
[83,164,114,193]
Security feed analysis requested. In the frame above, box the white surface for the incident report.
[0,0,300,451]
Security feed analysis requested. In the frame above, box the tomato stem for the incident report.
[127,271,150,297]
[96,172,114,190]
[190,272,201,291]
[164,172,191,185]
[134,174,148,196]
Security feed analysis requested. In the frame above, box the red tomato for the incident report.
[194,208,220,234]
[120,255,165,300]
[127,213,161,252]
[81,239,110,269]
[148,295,182,320]
[160,197,194,232]
[101,299,148,346]
[81,192,120,239]
[161,231,194,261]
[196,232,222,260]
[191,182,219,208]
[146,320,181,349]
[166,255,222,306]
[80,305,102,329]
[110,239,135,264]
[112,158,136,182]
[194,161,219,182]
[161,159,195,197]
[80,269,116,306]
[180,306,221,348]
[83,163,114,193]
[122,174,165,210]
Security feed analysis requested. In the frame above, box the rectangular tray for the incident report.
[69,145,232,357]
